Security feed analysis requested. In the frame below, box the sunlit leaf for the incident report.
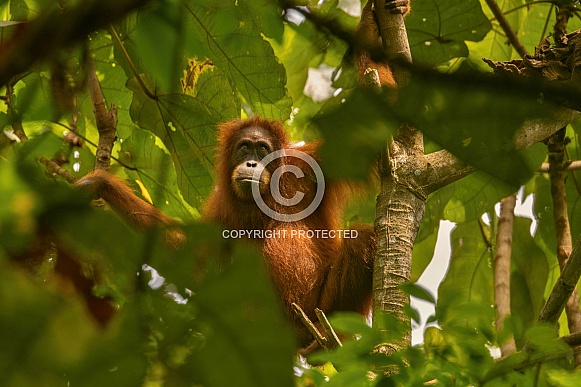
[437,220,494,328]
[182,0,291,119]
[121,128,197,222]
[510,217,549,347]
[400,282,436,304]
[128,79,219,208]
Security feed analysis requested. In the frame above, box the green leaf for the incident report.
[510,217,549,347]
[244,0,284,43]
[437,220,495,329]
[128,79,219,208]
[133,0,184,90]
[524,324,564,353]
[546,369,581,387]
[328,312,376,336]
[269,23,316,103]
[400,282,436,304]
[183,247,296,386]
[15,73,57,121]
[435,171,513,222]
[182,0,292,119]
[397,74,547,188]
[120,128,197,222]
[10,0,32,21]
[406,0,491,64]
[16,130,63,160]
[312,88,398,180]
[404,304,421,324]
[309,312,384,370]
[412,195,449,280]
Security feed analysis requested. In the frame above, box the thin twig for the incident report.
[5,79,28,141]
[564,148,581,195]
[538,219,581,325]
[484,0,529,58]
[539,160,581,173]
[40,157,77,184]
[292,303,328,350]
[314,308,342,349]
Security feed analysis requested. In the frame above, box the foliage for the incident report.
[0,0,580,386]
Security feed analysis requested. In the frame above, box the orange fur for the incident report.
[203,117,376,349]
[75,169,184,248]
[74,117,376,350]
[355,0,410,87]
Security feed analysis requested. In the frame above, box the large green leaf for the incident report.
[146,237,296,387]
[133,0,185,90]
[437,220,495,330]
[311,88,398,180]
[397,74,547,188]
[510,217,549,347]
[83,29,134,139]
[435,171,514,223]
[406,0,491,64]
[128,78,221,208]
[181,0,291,119]
[120,128,197,222]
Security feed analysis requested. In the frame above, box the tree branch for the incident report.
[422,105,581,193]
[40,157,77,184]
[554,6,573,44]
[539,232,581,324]
[494,193,518,356]
[373,0,412,83]
[546,128,581,366]
[539,160,581,173]
[423,150,474,194]
[0,0,149,87]
[371,0,421,356]
[88,58,117,170]
[315,308,342,349]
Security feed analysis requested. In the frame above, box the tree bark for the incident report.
[88,58,118,171]
[494,193,517,356]
[539,233,581,324]
[371,1,423,352]
[546,128,581,367]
